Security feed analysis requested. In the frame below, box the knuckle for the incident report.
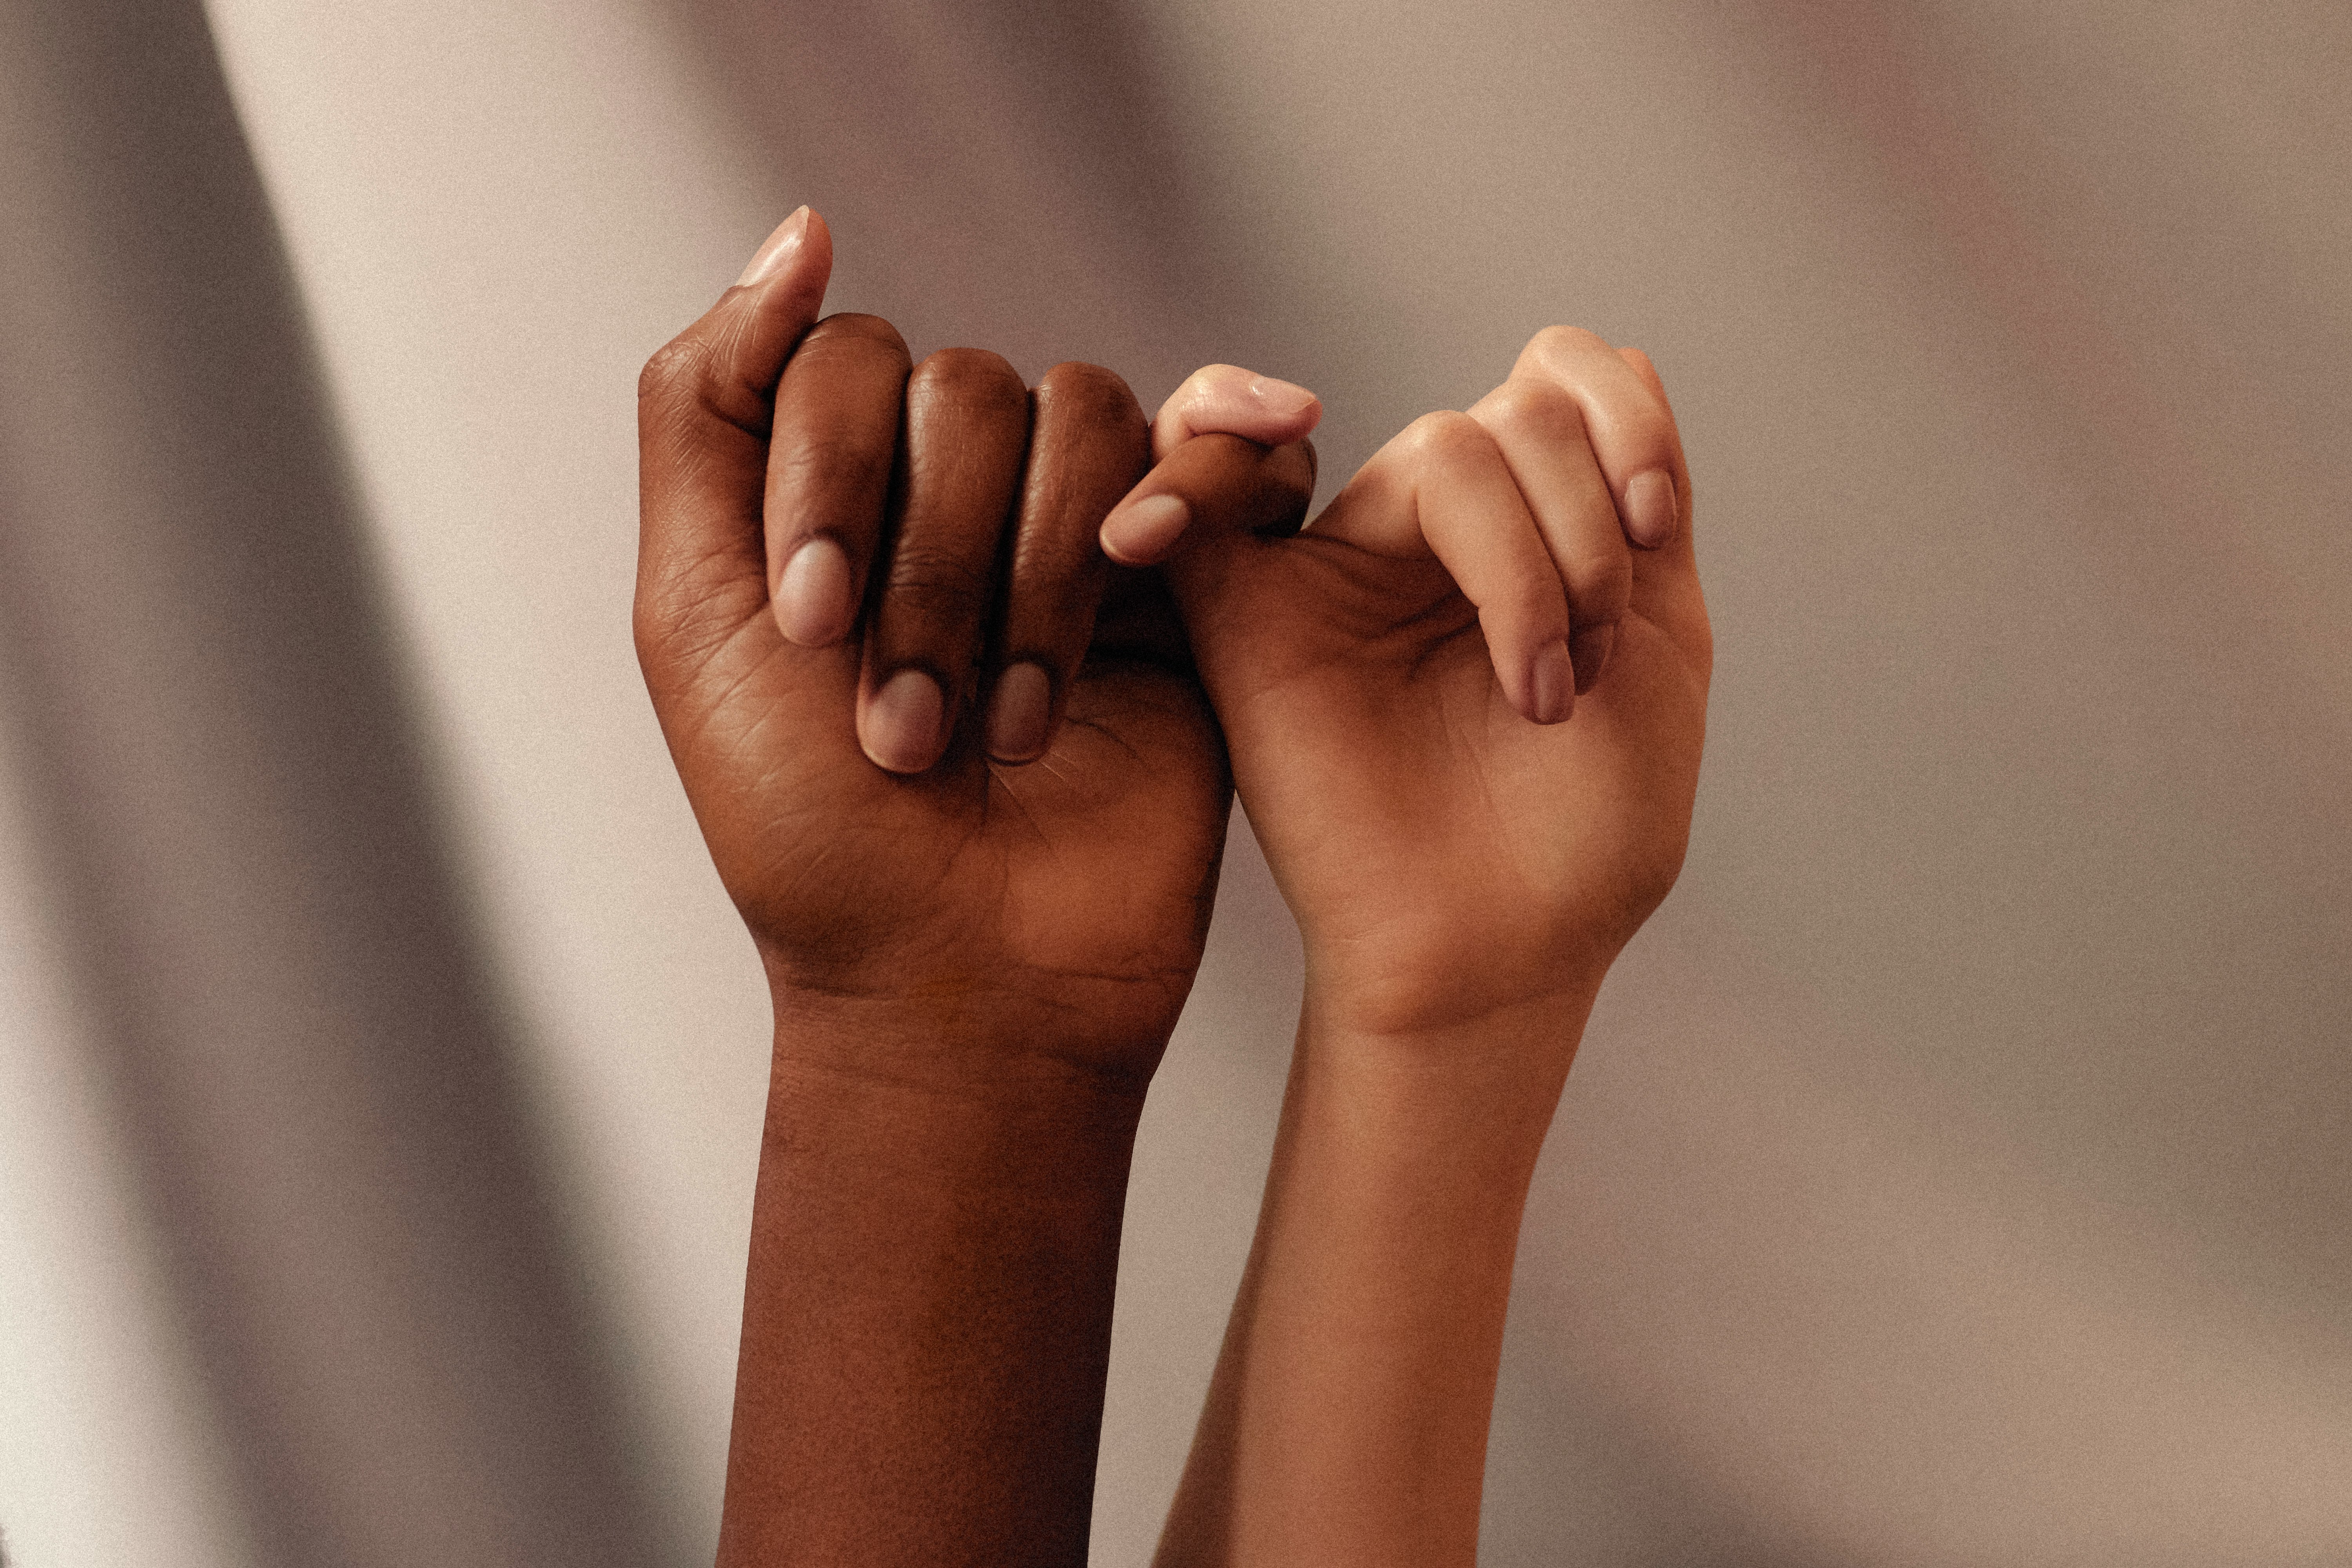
[803,312,909,355]
[1036,360,1142,424]
[1481,379,1582,443]
[637,334,709,410]
[1398,409,1495,470]
[885,546,992,617]
[773,430,891,499]
[1527,323,1609,362]
[913,346,1025,408]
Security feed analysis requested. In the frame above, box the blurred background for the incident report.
[3,0,2348,1563]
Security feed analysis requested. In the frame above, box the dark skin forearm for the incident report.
[717,1009,1151,1566]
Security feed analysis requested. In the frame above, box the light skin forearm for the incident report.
[716,1001,1157,1568]
[1156,982,1603,1568]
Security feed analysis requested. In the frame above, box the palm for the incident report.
[1182,538,1708,1036]
[664,585,1229,1072]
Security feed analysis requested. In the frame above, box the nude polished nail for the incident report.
[1102,494,1190,564]
[1624,469,1678,548]
[984,663,1053,762]
[735,205,811,288]
[1248,376,1320,417]
[774,536,853,646]
[860,669,946,773]
[1530,639,1576,725]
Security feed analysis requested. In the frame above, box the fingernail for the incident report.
[1247,376,1319,417]
[736,205,811,288]
[985,663,1053,762]
[1569,624,1616,695]
[860,669,945,773]
[1624,469,1678,548]
[1530,639,1576,724]
[1101,493,1191,564]
[773,535,853,646]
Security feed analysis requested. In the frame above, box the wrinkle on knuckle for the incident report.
[913,347,1025,408]
[886,546,992,611]
[804,312,909,356]
[773,432,891,496]
[1036,361,1142,428]
[1399,409,1494,471]
[1483,380,1583,445]
[638,335,709,409]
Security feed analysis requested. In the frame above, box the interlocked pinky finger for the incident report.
[1151,364,1322,462]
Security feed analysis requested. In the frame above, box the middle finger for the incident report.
[858,347,1031,774]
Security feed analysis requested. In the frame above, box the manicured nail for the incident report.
[736,205,811,288]
[1569,624,1616,695]
[773,536,853,646]
[1530,639,1576,724]
[984,663,1053,762]
[1624,469,1678,548]
[860,669,945,773]
[1101,493,1191,564]
[1247,376,1320,418]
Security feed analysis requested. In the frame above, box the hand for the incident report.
[1111,329,1711,1040]
[639,211,1324,1567]
[1134,335,1708,1568]
[635,211,1313,1081]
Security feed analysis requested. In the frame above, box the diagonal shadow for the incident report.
[0,1,665,1563]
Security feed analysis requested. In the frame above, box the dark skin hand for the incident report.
[635,209,1310,1565]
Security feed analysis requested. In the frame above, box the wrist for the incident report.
[1290,987,1600,1182]
[1299,955,1607,1079]
[722,994,1153,1566]
[766,963,1181,1103]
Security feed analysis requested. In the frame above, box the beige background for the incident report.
[2,2,2348,1564]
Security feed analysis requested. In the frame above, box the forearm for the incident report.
[718,1001,1156,1568]
[1156,985,1601,1568]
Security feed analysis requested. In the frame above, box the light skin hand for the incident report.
[1118,327,1710,1040]
[1132,330,1710,1567]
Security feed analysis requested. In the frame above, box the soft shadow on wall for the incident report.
[0,2,660,1564]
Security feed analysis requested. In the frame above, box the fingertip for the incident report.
[773,535,855,646]
[984,662,1053,763]
[1248,375,1323,426]
[1624,469,1679,549]
[1101,492,1191,566]
[737,206,813,288]
[1527,638,1576,725]
[858,668,947,774]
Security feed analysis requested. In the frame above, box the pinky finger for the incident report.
[1101,435,1316,566]
[1151,363,1323,462]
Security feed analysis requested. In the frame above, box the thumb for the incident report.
[635,207,834,683]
